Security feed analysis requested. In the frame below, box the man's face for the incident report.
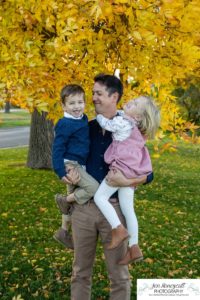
[92,82,118,115]
[62,93,85,118]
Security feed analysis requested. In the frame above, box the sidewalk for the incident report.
[0,126,30,148]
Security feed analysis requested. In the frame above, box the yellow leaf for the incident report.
[152,153,160,158]
[133,31,142,40]
[98,29,103,40]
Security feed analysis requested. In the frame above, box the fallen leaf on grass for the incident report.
[39,207,48,213]
[35,268,44,273]
[168,269,182,276]
[1,212,8,218]
[144,258,154,264]
[12,295,24,300]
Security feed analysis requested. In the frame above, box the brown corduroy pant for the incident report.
[71,200,131,300]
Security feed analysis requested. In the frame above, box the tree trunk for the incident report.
[4,101,11,113]
[27,109,54,169]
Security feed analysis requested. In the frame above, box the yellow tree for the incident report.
[0,0,200,167]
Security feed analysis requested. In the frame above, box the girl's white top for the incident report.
[96,110,135,142]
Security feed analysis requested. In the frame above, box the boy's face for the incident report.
[62,93,85,118]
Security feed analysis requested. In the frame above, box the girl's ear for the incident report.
[134,113,143,121]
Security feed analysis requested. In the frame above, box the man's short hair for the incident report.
[60,84,85,104]
[94,74,123,102]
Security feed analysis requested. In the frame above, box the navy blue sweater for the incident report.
[52,114,90,179]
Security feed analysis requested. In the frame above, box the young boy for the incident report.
[52,84,99,248]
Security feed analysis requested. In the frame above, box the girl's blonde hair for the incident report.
[136,96,160,139]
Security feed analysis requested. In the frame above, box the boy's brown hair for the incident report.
[60,84,85,104]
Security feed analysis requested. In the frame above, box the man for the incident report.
[69,74,152,300]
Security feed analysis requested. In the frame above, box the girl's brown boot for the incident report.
[107,224,129,250]
[118,244,143,265]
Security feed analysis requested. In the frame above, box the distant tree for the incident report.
[4,101,11,113]
[4,89,11,113]
[178,84,200,125]
[27,110,54,169]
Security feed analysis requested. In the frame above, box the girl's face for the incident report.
[123,97,147,120]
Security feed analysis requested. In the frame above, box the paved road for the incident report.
[0,127,30,148]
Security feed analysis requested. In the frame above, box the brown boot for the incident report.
[55,194,71,215]
[118,244,143,265]
[107,225,129,250]
[53,228,74,249]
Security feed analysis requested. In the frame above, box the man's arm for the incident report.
[106,169,153,187]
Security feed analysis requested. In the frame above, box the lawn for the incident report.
[0,110,31,128]
[0,144,200,300]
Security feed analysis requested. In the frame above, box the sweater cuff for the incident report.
[144,172,154,185]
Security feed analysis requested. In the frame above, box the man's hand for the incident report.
[61,167,80,185]
[106,168,147,188]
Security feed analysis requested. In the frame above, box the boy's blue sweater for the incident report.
[52,114,90,179]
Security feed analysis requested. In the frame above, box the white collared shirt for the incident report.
[64,112,83,120]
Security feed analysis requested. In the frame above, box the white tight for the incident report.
[94,179,138,246]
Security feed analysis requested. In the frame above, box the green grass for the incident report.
[0,110,31,128]
[0,144,200,299]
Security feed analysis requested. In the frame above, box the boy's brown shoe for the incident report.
[53,228,74,249]
[55,194,71,215]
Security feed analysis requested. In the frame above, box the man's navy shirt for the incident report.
[86,119,111,183]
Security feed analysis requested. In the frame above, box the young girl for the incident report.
[94,96,160,265]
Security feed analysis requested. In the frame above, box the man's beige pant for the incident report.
[71,201,131,300]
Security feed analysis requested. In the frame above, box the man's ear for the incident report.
[112,92,119,104]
